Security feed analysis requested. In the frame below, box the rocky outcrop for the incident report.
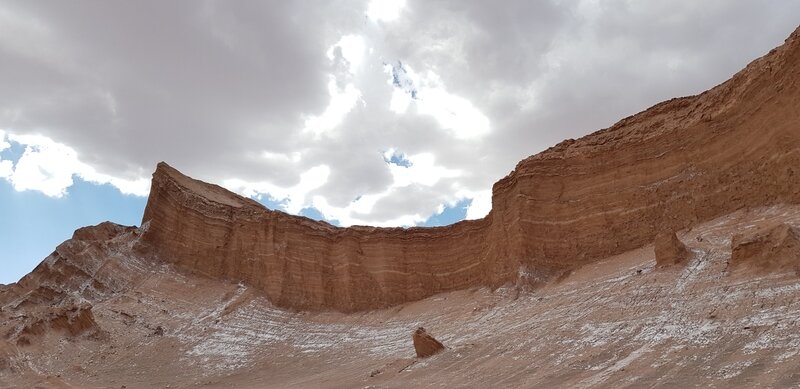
[23,303,100,337]
[7,303,106,346]
[731,223,800,273]
[140,163,492,311]
[1,222,148,311]
[655,232,691,268]
[412,327,445,358]
[137,27,800,311]
[493,26,800,274]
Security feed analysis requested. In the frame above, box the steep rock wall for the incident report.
[140,26,800,311]
[141,163,495,311]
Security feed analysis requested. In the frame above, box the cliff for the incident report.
[137,27,800,312]
[140,162,493,311]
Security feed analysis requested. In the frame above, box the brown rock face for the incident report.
[655,232,691,268]
[412,327,445,358]
[731,223,800,273]
[140,162,493,312]
[137,27,800,311]
[0,222,144,310]
[17,303,102,338]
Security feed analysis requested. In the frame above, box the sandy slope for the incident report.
[3,204,800,388]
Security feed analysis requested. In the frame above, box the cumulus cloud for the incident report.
[0,0,798,226]
[0,132,149,197]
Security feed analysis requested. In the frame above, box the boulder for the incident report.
[655,231,691,268]
[731,223,800,273]
[412,327,445,358]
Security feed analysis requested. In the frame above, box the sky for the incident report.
[1,1,799,284]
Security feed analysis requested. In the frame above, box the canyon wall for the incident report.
[496,27,800,271]
[140,27,800,311]
[141,163,496,311]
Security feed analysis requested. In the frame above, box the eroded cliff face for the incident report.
[139,27,800,312]
[493,26,800,271]
[140,163,494,311]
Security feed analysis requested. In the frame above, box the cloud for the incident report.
[464,190,491,220]
[0,1,798,226]
[367,0,407,22]
[0,130,11,178]
[0,132,149,197]
[223,164,330,215]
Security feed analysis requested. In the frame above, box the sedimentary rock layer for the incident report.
[141,163,492,311]
[140,27,800,311]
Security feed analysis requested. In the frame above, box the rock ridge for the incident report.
[117,25,799,311]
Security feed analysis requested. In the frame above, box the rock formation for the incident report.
[2,24,800,389]
[137,27,800,311]
[140,162,492,312]
[412,327,445,358]
[731,223,800,273]
[10,303,105,345]
[0,222,144,310]
[655,232,691,268]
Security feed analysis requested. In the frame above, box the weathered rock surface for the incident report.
[2,26,800,389]
[5,205,800,388]
[138,27,800,311]
[10,303,105,345]
[0,222,145,311]
[141,162,492,312]
[412,327,445,358]
[655,232,691,268]
[731,223,800,273]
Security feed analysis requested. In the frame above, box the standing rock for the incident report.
[731,223,800,273]
[413,327,445,358]
[655,231,691,268]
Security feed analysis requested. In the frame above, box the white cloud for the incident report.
[305,151,463,226]
[327,35,367,73]
[0,2,798,228]
[0,129,8,152]
[464,190,491,220]
[0,160,11,179]
[0,132,149,197]
[387,152,460,187]
[414,82,491,139]
[223,164,330,214]
[0,130,11,179]
[304,35,369,138]
[303,77,362,138]
[383,63,491,139]
[367,0,407,22]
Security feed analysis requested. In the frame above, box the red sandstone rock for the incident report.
[72,221,136,242]
[136,28,800,311]
[0,222,145,310]
[412,327,445,358]
[2,28,798,316]
[731,223,800,273]
[0,27,799,388]
[655,232,691,268]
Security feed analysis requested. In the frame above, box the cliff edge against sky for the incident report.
[135,27,800,311]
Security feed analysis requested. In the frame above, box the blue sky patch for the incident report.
[421,198,472,227]
[0,178,147,284]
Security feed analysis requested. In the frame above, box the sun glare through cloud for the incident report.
[366,0,407,22]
